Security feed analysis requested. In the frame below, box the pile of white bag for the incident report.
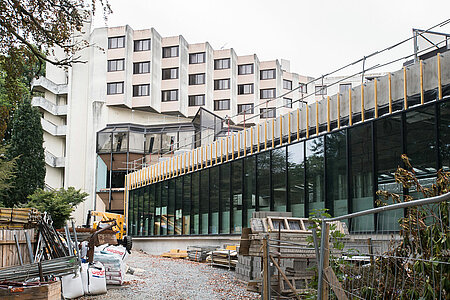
[94,244,128,285]
[61,261,107,299]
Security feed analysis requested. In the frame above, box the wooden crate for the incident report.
[0,281,61,300]
[0,228,36,268]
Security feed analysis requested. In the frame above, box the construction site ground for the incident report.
[82,250,260,300]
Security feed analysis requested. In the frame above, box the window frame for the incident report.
[238,64,254,75]
[107,59,125,72]
[238,83,254,95]
[214,58,231,70]
[188,94,206,106]
[108,36,125,49]
[283,97,293,108]
[134,39,151,52]
[189,73,205,85]
[315,85,327,96]
[214,99,230,111]
[162,46,179,58]
[133,84,150,97]
[213,78,231,90]
[283,79,293,90]
[189,52,206,64]
[260,107,276,118]
[107,82,124,95]
[133,61,150,74]
[238,103,254,115]
[162,67,179,80]
[161,89,179,102]
[260,69,276,80]
[260,88,276,99]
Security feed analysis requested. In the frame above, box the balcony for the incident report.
[44,150,65,168]
[31,77,68,95]
[41,118,67,136]
[32,97,67,116]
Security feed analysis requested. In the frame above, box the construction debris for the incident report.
[187,245,218,262]
[0,280,61,300]
[161,249,188,259]
[207,249,238,269]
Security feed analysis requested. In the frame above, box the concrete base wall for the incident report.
[132,235,241,255]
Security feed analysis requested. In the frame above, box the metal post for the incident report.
[262,236,269,300]
[14,234,23,266]
[72,221,81,261]
[312,228,320,266]
[317,219,326,300]
[24,232,33,263]
[64,223,73,256]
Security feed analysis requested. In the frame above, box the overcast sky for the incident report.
[93,0,450,78]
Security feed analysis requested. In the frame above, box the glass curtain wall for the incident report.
[257,152,271,211]
[306,137,325,214]
[231,160,243,234]
[272,148,287,212]
[287,142,305,217]
[210,167,219,234]
[244,156,256,225]
[220,164,231,234]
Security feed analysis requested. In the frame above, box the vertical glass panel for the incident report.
[175,177,183,235]
[154,183,161,235]
[375,115,403,232]
[168,179,175,235]
[182,175,191,235]
[306,137,325,214]
[200,170,209,234]
[405,105,436,178]
[97,132,112,153]
[210,167,219,234]
[440,102,450,171]
[148,185,155,235]
[161,181,168,235]
[349,124,374,232]
[192,172,200,234]
[112,131,128,152]
[145,133,161,154]
[136,189,142,235]
[272,148,287,212]
[244,156,256,227]
[128,191,135,236]
[288,142,305,217]
[220,164,231,234]
[257,152,271,211]
[325,131,348,217]
[129,132,145,153]
[231,160,243,234]
[143,186,150,236]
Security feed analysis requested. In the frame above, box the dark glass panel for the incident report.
[182,175,191,235]
[168,179,175,235]
[244,156,256,227]
[192,172,200,234]
[287,142,305,217]
[349,124,374,232]
[440,102,450,171]
[143,186,150,236]
[148,185,155,235]
[325,131,347,217]
[306,137,325,214]
[200,170,209,234]
[220,164,231,234]
[257,152,271,211]
[272,148,287,211]
[154,183,161,235]
[175,177,183,235]
[231,160,243,234]
[128,190,135,236]
[161,181,168,235]
[210,167,219,234]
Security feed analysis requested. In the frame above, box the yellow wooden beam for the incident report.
[438,53,442,100]
[296,108,300,141]
[337,93,340,129]
[349,88,352,126]
[327,96,330,132]
[374,80,378,118]
[361,84,365,122]
[388,73,392,114]
[306,104,309,138]
[403,67,408,110]
[315,100,319,135]
[420,60,424,105]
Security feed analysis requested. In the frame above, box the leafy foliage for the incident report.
[27,187,88,229]
[0,145,17,194]
[3,98,45,206]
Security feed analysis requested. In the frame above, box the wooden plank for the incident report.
[269,255,301,300]
[324,267,348,300]
[321,222,330,299]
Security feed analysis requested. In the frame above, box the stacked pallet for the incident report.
[206,249,237,269]
[187,245,218,262]
[0,208,40,229]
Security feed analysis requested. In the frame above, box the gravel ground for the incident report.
[82,250,260,300]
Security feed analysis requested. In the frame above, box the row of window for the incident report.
[108,36,151,52]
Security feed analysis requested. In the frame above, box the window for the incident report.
[107,59,124,72]
[299,83,307,93]
[189,73,205,85]
[162,89,178,102]
[260,69,276,80]
[133,61,150,74]
[162,46,179,58]
[238,83,254,95]
[283,79,292,90]
[189,52,206,64]
[134,39,151,51]
[188,94,205,106]
[162,68,179,80]
[339,83,352,94]
[108,36,125,49]
[238,64,254,75]
[260,108,276,118]
[260,88,276,99]
[214,58,230,70]
[315,85,327,95]
[133,84,150,97]
[214,99,230,111]
[107,82,124,95]
[238,104,254,115]
[283,97,292,108]
[214,79,230,90]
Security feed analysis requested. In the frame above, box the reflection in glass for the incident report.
[168,180,175,235]
[192,172,199,234]
[161,181,168,235]
[200,170,209,234]
[210,167,219,234]
[154,183,161,235]
[257,152,271,211]
[232,160,243,234]
[182,175,191,234]
[288,142,305,217]
[440,102,450,171]
[306,137,324,214]
[97,132,112,153]
[113,131,128,152]
[175,177,182,235]
[220,164,231,233]
[148,185,155,235]
[143,187,150,235]
[272,148,287,211]
[244,156,256,227]
[325,131,347,217]
[129,132,145,153]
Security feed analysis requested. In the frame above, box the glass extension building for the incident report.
[126,52,450,237]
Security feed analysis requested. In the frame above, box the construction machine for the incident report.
[85,210,132,252]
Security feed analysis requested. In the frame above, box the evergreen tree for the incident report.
[5,98,45,206]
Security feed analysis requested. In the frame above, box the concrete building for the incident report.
[32,20,317,224]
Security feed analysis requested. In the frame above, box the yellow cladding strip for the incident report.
[306,104,309,138]
[250,127,254,155]
[231,134,235,160]
[403,67,407,110]
[420,60,424,105]
[438,53,442,100]
[361,85,365,122]
[271,119,275,148]
[264,122,267,150]
[374,80,378,118]
[348,88,352,126]
[279,116,283,146]
[257,125,260,152]
[327,96,330,132]
[315,100,319,135]
[288,113,291,144]
[296,109,300,140]
[337,93,340,129]
[388,73,392,114]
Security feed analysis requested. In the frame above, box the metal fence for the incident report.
[316,192,450,300]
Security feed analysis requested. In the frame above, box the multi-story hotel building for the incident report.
[32,20,320,223]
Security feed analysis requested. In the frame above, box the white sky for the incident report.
[93,0,450,78]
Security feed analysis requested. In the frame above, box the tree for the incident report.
[27,187,88,228]
[4,98,45,206]
[0,145,16,196]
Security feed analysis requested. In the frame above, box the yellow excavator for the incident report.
[85,210,132,252]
